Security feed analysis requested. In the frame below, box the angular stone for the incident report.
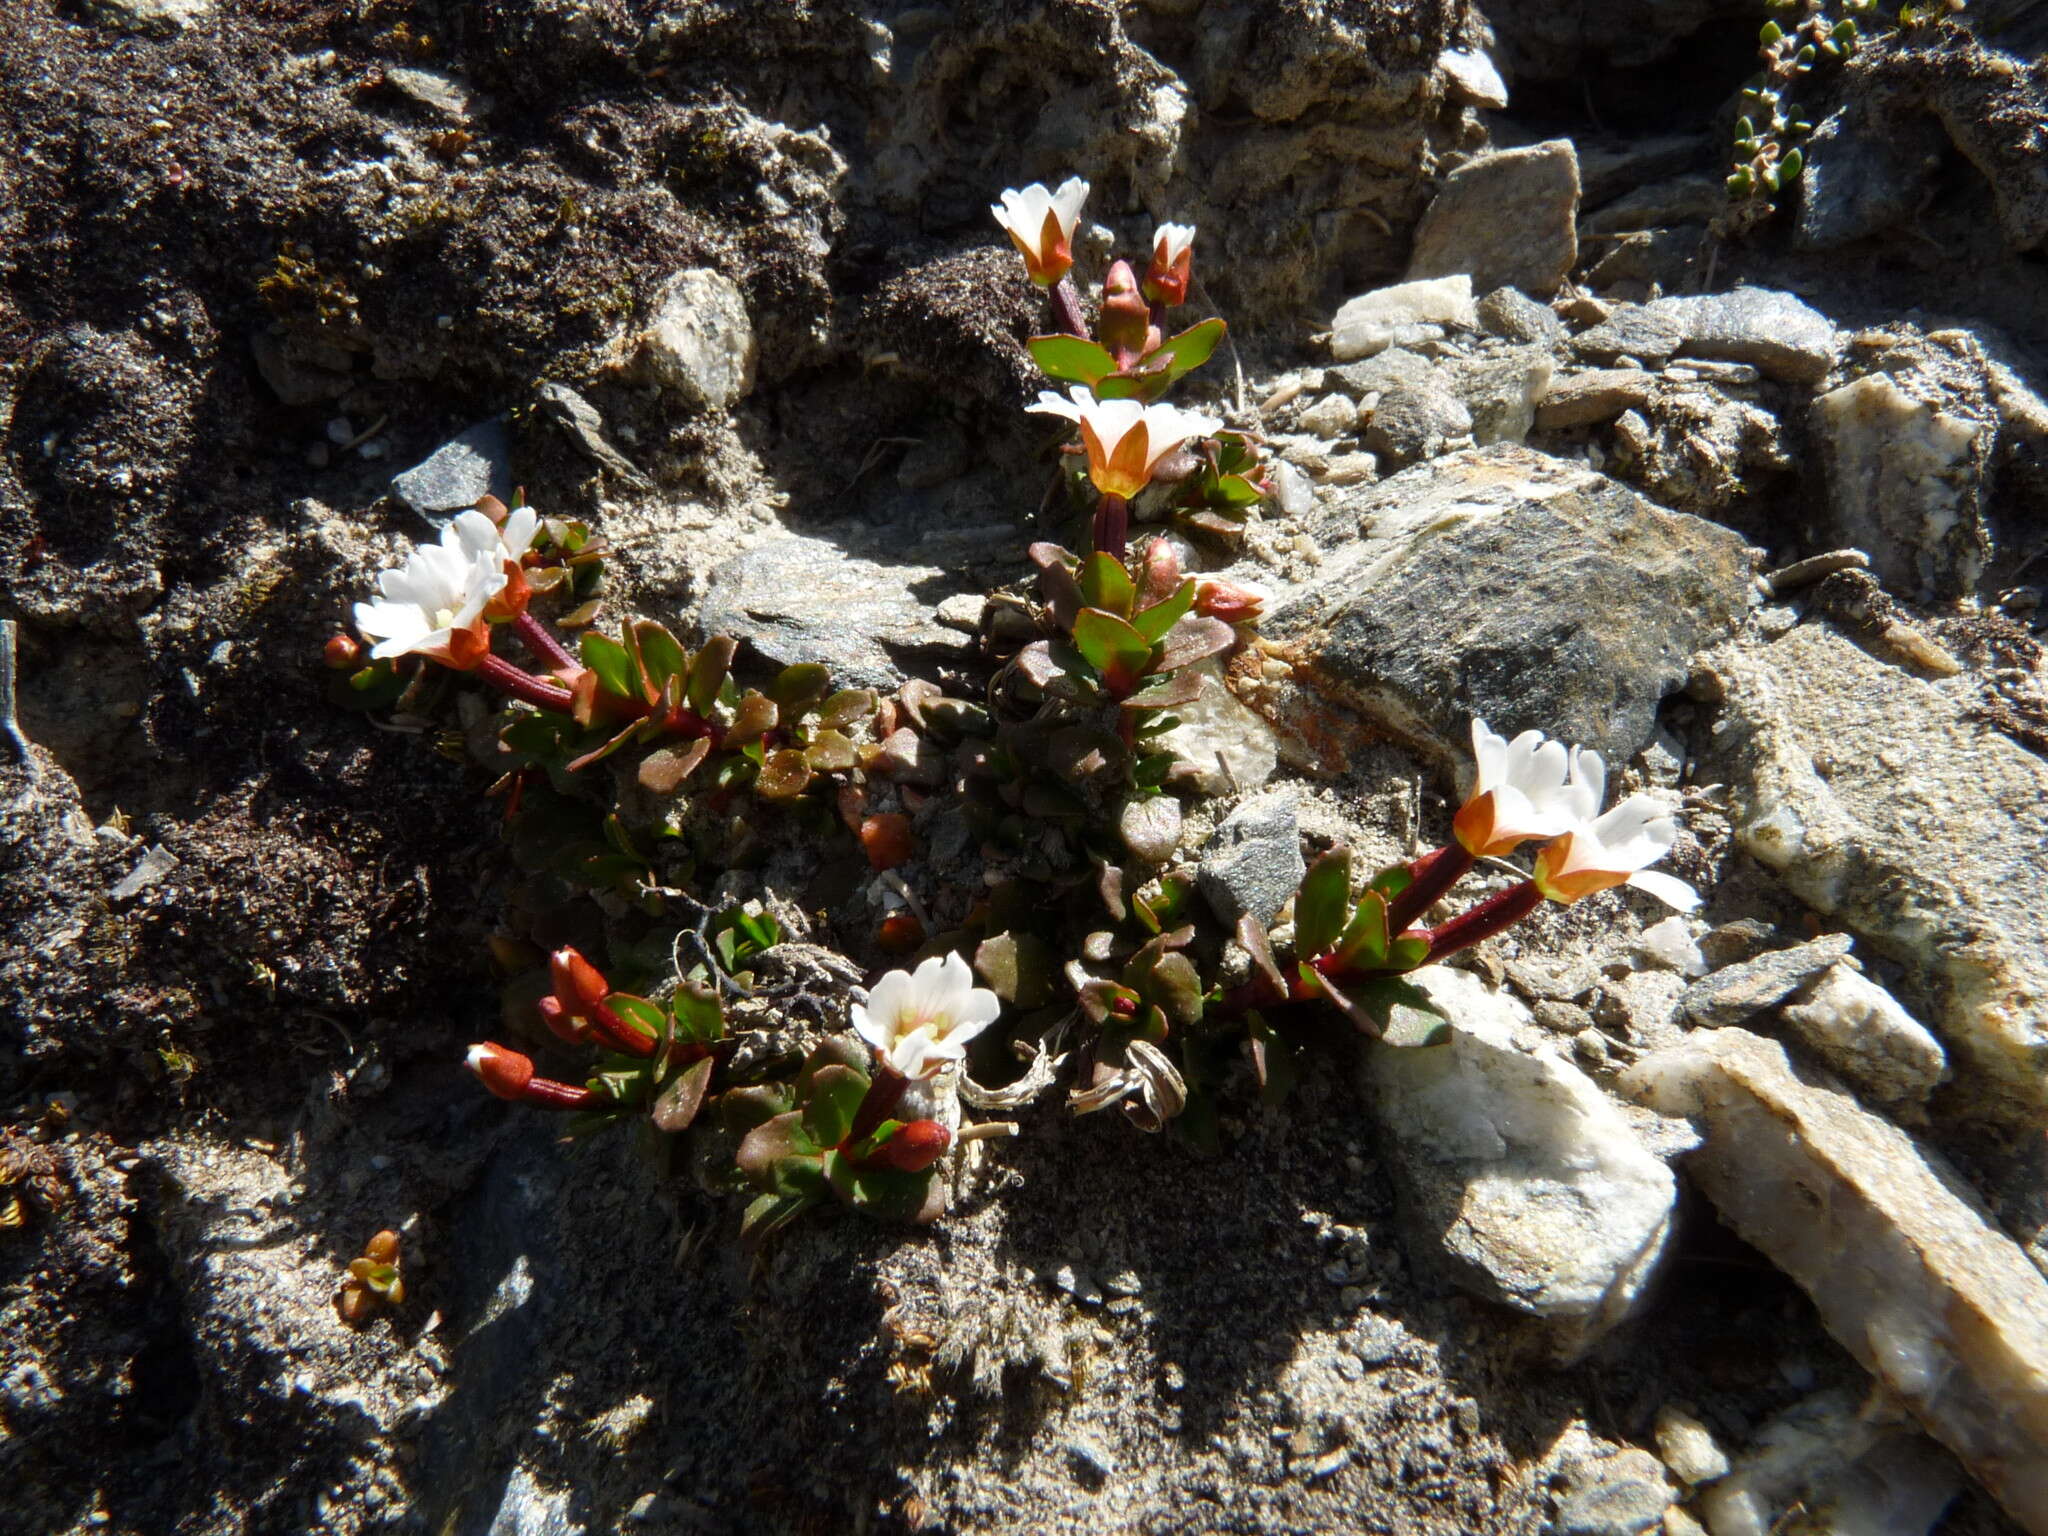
[1324,347,1434,400]
[1365,967,1678,1361]
[1573,305,1686,368]
[1196,791,1303,930]
[1811,370,1994,602]
[1447,348,1554,446]
[1697,1391,1962,1536]
[1438,48,1509,110]
[384,66,475,123]
[639,268,755,410]
[1476,286,1564,345]
[1699,624,2048,1124]
[1653,1404,1728,1488]
[1795,100,1950,252]
[388,418,512,519]
[1408,141,1580,298]
[1780,962,1949,1111]
[1535,369,1656,430]
[1257,445,1753,769]
[1678,933,1854,1029]
[1361,379,1472,469]
[1330,276,1475,362]
[1620,1030,2048,1535]
[1156,660,1280,796]
[699,535,963,691]
[1296,392,1360,439]
[1658,289,1840,386]
[84,0,210,33]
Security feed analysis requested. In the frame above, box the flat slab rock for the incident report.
[1407,139,1580,299]
[1621,1029,2048,1535]
[699,535,966,691]
[1363,966,1678,1362]
[1254,444,1753,769]
[1699,622,2048,1124]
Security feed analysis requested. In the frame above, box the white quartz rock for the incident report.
[1780,962,1948,1110]
[1363,966,1678,1361]
[1621,1029,2048,1534]
[1330,275,1476,361]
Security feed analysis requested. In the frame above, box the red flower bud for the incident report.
[324,634,365,670]
[466,1042,535,1100]
[536,994,588,1045]
[867,1119,952,1173]
[550,947,609,1016]
[1143,223,1195,308]
[1098,260,1152,363]
[1193,578,1266,625]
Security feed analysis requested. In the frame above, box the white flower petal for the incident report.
[1152,222,1195,264]
[501,506,540,558]
[1627,869,1701,912]
[1050,176,1090,236]
[1027,389,1084,422]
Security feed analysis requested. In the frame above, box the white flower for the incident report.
[852,953,1002,1081]
[991,177,1090,285]
[446,506,539,569]
[353,541,505,665]
[1453,717,1601,856]
[1533,793,1700,911]
[1027,384,1221,499]
[1151,222,1195,268]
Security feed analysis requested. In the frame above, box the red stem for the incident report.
[587,999,657,1059]
[1413,880,1542,965]
[476,652,576,714]
[522,1076,603,1110]
[1050,277,1088,339]
[1093,493,1129,557]
[1383,842,1476,937]
[511,609,577,673]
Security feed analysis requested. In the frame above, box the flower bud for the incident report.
[1097,260,1154,361]
[867,1119,952,1173]
[1138,537,1182,606]
[1193,578,1267,624]
[549,947,610,1016]
[1143,223,1195,308]
[324,634,365,670]
[466,1042,535,1101]
[536,994,588,1045]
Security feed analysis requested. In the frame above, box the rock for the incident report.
[638,268,756,410]
[1678,934,1854,1029]
[1578,135,1716,211]
[1330,276,1475,362]
[1296,392,1360,439]
[1324,346,1435,400]
[1811,370,1994,603]
[1476,286,1564,345]
[699,535,965,692]
[388,418,512,520]
[1438,48,1509,109]
[83,0,211,33]
[1257,445,1753,770]
[110,843,177,902]
[1795,99,1951,252]
[1658,289,1840,386]
[1695,1390,1964,1536]
[1553,1449,1676,1536]
[383,66,475,123]
[1196,790,1303,930]
[1361,379,1472,469]
[1580,173,1724,237]
[1632,917,1706,978]
[1621,1029,2048,1532]
[1573,305,1688,368]
[1606,384,1790,518]
[1156,660,1279,796]
[1408,141,1580,298]
[1699,623,2048,1124]
[250,330,350,405]
[1653,1404,1729,1488]
[534,383,650,488]
[1446,348,1553,446]
[1364,966,1679,1361]
[1779,962,1948,1111]
[1534,369,1656,430]
[485,1466,586,1536]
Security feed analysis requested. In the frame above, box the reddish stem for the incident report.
[846,1064,909,1147]
[475,652,576,714]
[1412,880,1543,965]
[1050,276,1088,339]
[511,609,578,673]
[1093,493,1129,557]
[522,1076,603,1110]
[587,999,657,1059]
[1383,842,1476,938]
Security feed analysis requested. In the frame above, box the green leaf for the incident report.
[819,688,878,731]
[632,620,690,692]
[725,691,779,745]
[1210,473,1264,508]
[802,1064,868,1148]
[1146,317,1225,385]
[670,981,725,1045]
[1247,1013,1298,1107]
[1353,977,1452,1047]
[1027,334,1118,386]
[1154,613,1235,672]
[735,1110,818,1191]
[823,1153,940,1223]
[1120,669,1202,712]
[740,1192,814,1248]
[578,632,637,700]
[1332,889,1391,971]
[651,1055,715,1132]
[803,729,857,772]
[1760,18,1785,42]
[1386,934,1430,972]
[604,993,665,1041]
[686,636,735,715]
[1369,864,1414,901]
[769,663,831,711]
[1294,847,1352,960]
[717,1083,793,1134]
[795,1036,870,1099]
[1080,553,1136,619]
[1236,911,1287,999]
[1070,608,1153,695]
[1131,577,1195,643]
[1778,147,1803,183]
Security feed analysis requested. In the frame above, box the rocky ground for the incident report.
[3,1,2047,1534]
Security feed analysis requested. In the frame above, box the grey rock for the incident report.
[1622,1030,2048,1532]
[1296,392,1361,439]
[1572,304,1686,367]
[1154,662,1280,796]
[388,418,512,519]
[639,268,756,410]
[1260,445,1752,769]
[1811,367,1994,603]
[1553,1461,1673,1536]
[1679,934,1854,1029]
[1365,968,1677,1362]
[1475,286,1564,345]
[250,330,350,405]
[1583,227,1706,298]
[110,843,177,902]
[1118,794,1183,865]
[1361,379,1472,468]
[486,1467,584,1536]
[1446,348,1553,446]
[1606,378,1790,517]
[1579,172,1723,237]
[1533,369,1655,431]
[1653,1404,1729,1488]
[1699,623,2048,1124]
[1196,790,1303,930]
[1408,140,1580,298]
[383,66,475,123]
[699,535,963,692]
[1324,347,1435,400]
[1658,288,1840,385]
[1578,135,1715,211]
[1780,962,1949,1111]
[1438,48,1508,109]
[535,383,649,488]
[83,0,210,33]
[1697,919,1779,970]
[1796,100,1950,251]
